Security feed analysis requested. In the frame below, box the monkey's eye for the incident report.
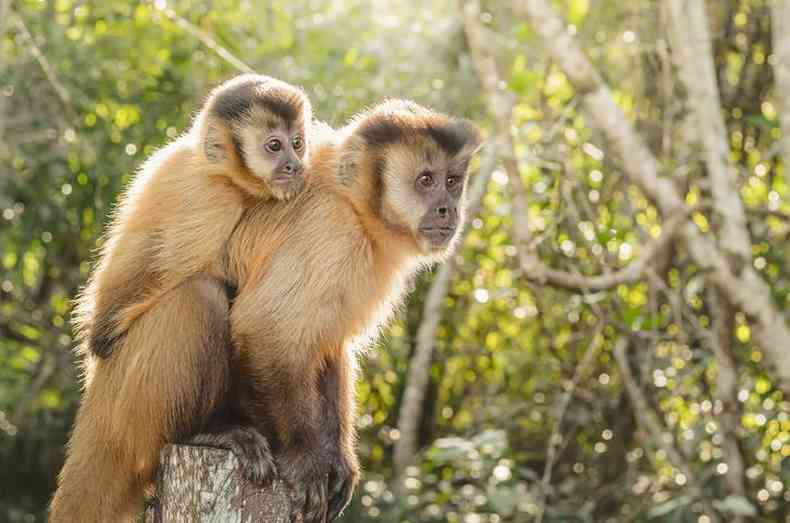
[292,135,304,150]
[447,176,461,188]
[416,171,434,189]
[265,138,282,153]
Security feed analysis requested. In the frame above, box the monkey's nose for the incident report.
[437,206,449,217]
[283,162,303,175]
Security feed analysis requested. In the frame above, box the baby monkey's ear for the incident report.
[203,121,230,163]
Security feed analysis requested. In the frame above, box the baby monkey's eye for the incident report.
[265,138,282,153]
[447,176,461,188]
[417,171,434,189]
[292,135,304,150]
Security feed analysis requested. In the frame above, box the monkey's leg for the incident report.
[50,275,232,523]
[319,349,361,522]
[233,344,331,523]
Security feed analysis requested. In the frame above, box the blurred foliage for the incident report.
[1,0,789,522]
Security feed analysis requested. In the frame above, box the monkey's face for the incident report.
[345,99,481,257]
[238,117,308,200]
[379,136,478,257]
[206,74,313,201]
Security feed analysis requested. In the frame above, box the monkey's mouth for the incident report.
[418,226,455,247]
[270,172,305,195]
[271,172,303,185]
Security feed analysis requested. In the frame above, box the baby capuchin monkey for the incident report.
[224,100,482,522]
[50,74,313,522]
[79,73,312,361]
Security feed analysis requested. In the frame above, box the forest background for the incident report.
[1,1,789,521]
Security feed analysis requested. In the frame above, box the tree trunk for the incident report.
[144,444,293,523]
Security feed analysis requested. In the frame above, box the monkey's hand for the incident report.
[276,449,332,523]
[183,425,277,485]
[326,447,359,522]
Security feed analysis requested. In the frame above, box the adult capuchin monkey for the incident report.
[224,99,482,522]
[50,73,314,522]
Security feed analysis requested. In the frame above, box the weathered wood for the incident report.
[145,444,294,523]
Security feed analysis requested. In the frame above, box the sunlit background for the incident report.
[1,0,789,521]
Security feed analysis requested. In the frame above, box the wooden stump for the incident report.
[144,444,294,522]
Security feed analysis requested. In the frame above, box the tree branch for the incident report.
[522,208,689,291]
[665,0,751,262]
[705,288,748,522]
[771,0,790,190]
[153,1,254,74]
[12,15,75,113]
[462,0,534,255]
[464,0,688,293]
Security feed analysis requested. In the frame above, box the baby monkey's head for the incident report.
[200,73,312,200]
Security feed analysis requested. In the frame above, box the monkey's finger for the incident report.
[299,480,328,523]
[326,477,352,522]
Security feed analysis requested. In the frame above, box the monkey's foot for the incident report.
[326,453,359,522]
[276,452,330,523]
[183,425,277,485]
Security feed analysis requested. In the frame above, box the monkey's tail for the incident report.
[49,398,148,523]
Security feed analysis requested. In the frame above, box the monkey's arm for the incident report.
[75,230,158,358]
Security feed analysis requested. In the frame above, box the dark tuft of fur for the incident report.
[425,120,479,156]
[354,100,480,156]
[210,74,305,128]
[259,94,300,126]
[212,79,257,122]
[359,119,405,148]
[88,304,124,358]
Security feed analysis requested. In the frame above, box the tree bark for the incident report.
[144,444,293,523]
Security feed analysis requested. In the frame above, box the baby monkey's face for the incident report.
[239,113,307,200]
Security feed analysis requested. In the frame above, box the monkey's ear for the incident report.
[203,122,229,163]
[453,119,483,158]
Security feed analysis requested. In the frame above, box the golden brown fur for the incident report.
[50,74,312,523]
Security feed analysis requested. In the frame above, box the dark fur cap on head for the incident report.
[207,73,312,129]
[345,99,481,157]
